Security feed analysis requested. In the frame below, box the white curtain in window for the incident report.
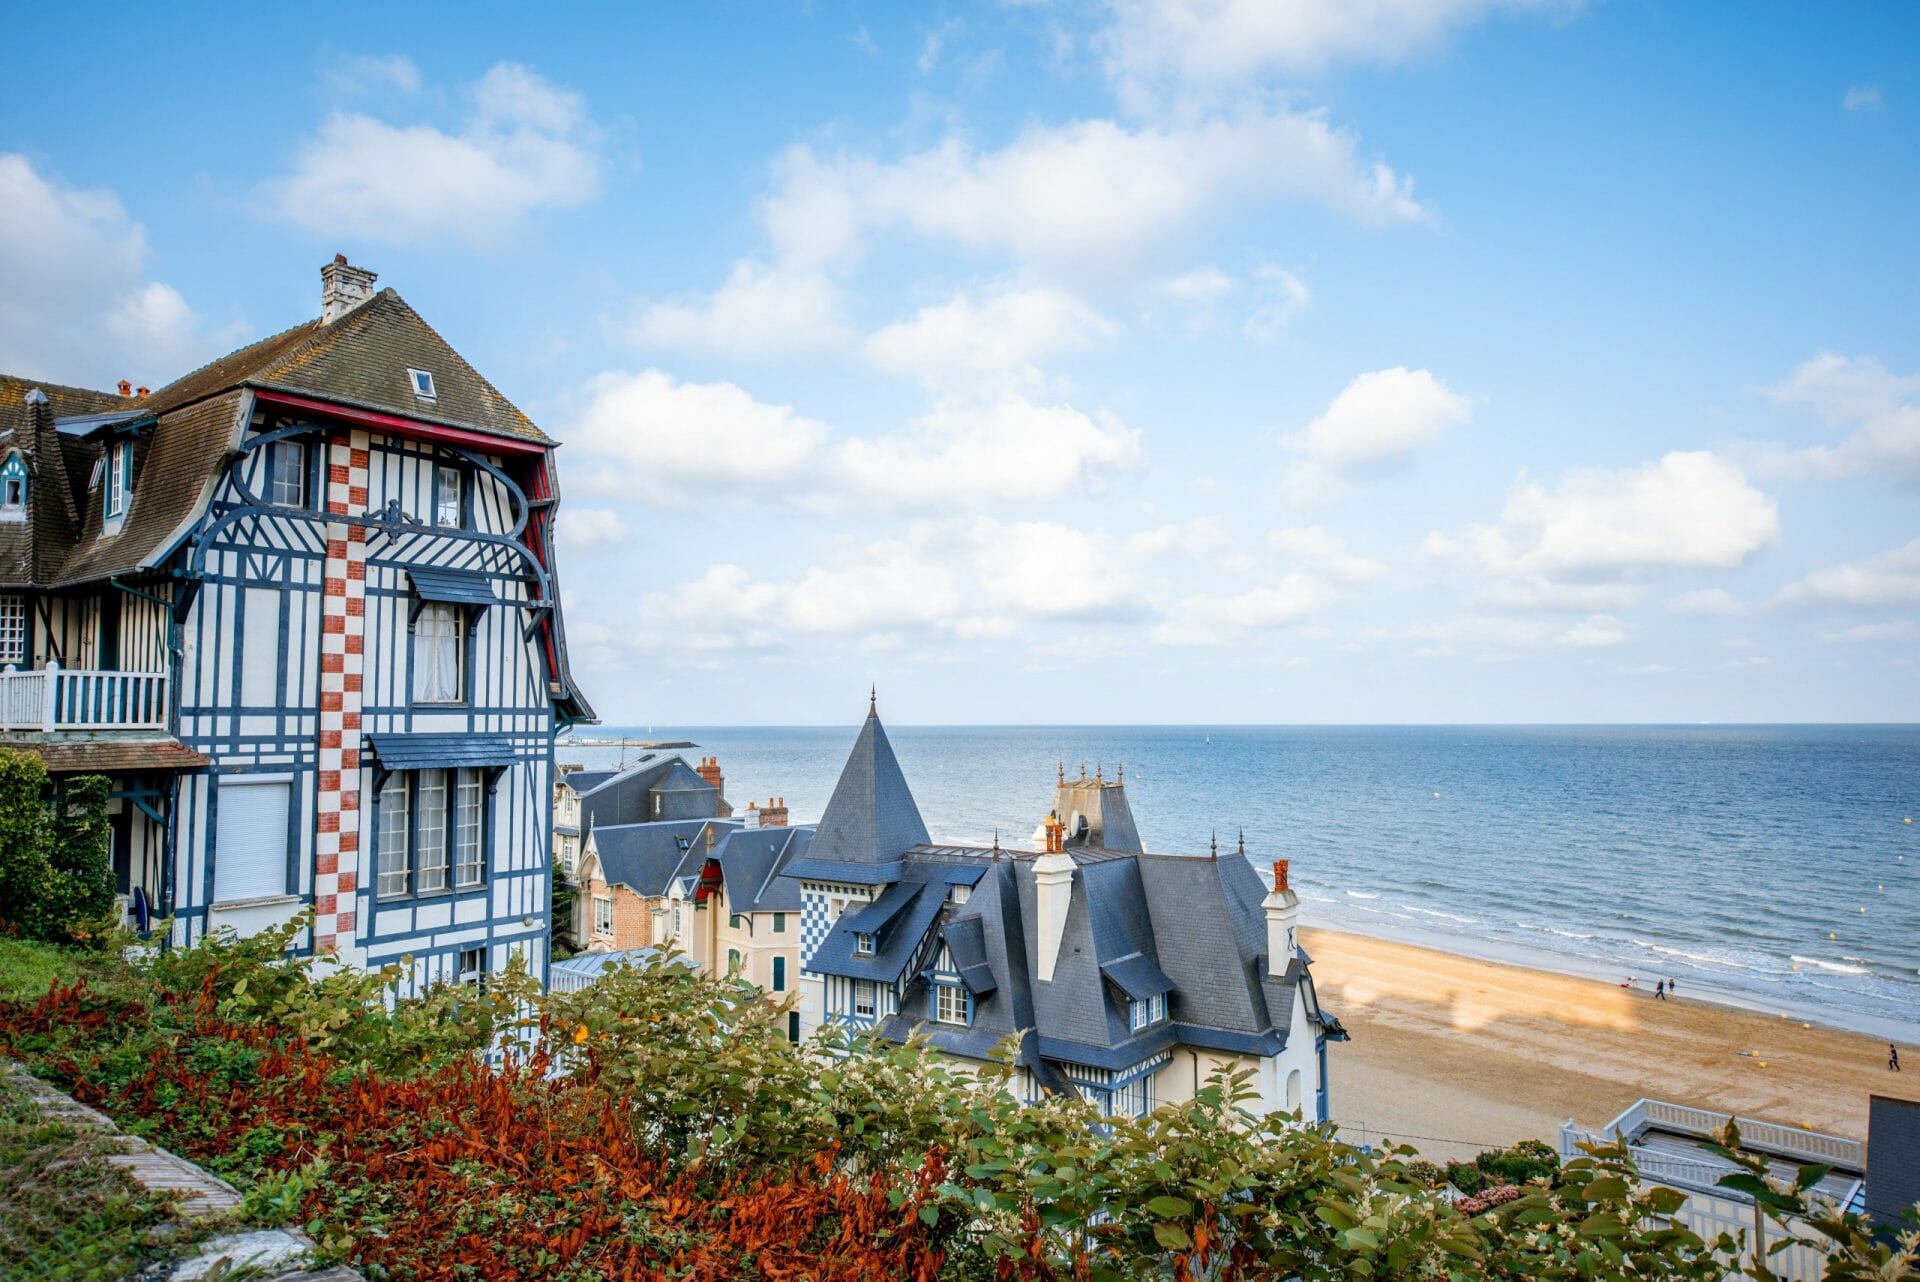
[417,769,449,892]
[413,604,464,702]
[377,775,411,898]
[455,770,484,887]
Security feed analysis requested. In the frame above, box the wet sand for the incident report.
[1304,927,1911,1162]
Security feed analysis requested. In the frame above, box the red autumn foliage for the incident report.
[3,979,950,1281]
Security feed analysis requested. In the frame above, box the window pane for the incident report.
[417,769,449,893]
[414,604,464,703]
[378,775,411,897]
[269,443,306,506]
[436,465,460,527]
[455,770,484,887]
[0,595,25,665]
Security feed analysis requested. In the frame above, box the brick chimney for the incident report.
[696,755,724,793]
[321,254,378,324]
[117,380,132,397]
[760,796,788,828]
[1262,858,1299,978]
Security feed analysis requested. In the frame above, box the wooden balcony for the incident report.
[0,662,170,732]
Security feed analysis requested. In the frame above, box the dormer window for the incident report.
[0,454,26,521]
[950,884,970,905]
[1129,994,1167,1031]
[855,932,874,956]
[106,441,132,519]
[408,368,437,400]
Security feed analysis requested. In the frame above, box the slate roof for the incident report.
[589,819,727,897]
[137,289,552,445]
[578,756,719,830]
[714,825,811,913]
[802,710,1335,1085]
[788,704,927,883]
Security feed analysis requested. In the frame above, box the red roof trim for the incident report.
[251,390,548,456]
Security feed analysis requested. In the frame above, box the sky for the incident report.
[2,2,1917,726]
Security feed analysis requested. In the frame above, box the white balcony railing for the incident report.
[0,661,169,732]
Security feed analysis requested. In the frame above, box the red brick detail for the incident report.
[318,811,340,833]
[334,912,355,932]
[315,894,337,916]
[316,852,338,875]
[336,871,356,893]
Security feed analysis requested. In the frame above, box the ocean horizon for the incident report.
[561,722,1920,1041]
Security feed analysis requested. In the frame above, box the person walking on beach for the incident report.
[1894,1044,1903,1072]
[1655,979,1666,1001]
[1667,977,1677,997]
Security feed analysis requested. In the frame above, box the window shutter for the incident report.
[214,780,291,902]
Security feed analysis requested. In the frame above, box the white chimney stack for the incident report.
[1032,848,1075,983]
[321,254,378,324]
[1263,859,1299,978]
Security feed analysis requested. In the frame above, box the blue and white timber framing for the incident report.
[0,257,593,993]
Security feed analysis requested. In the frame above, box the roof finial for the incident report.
[1096,761,1103,783]
[1237,827,1245,856]
[992,829,1001,858]
[1079,760,1087,780]
[1117,762,1123,785]
[868,683,877,716]
[1057,761,1065,786]
[1210,830,1218,861]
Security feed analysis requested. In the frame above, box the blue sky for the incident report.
[3,2,1916,725]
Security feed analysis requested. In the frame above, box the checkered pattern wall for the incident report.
[799,887,831,969]
[313,430,370,956]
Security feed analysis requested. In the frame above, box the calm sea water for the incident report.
[563,725,1920,1038]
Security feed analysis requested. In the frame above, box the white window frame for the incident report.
[106,441,131,518]
[434,463,461,528]
[412,602,466,704]
[457,946,485,987]
[377,774,411,899]
[1130,999,1149,1031]
[0,454,26,520]
[855,932,874,956]
[267,441,307,507]
[934,983,967,1026]
[593,895,614,935]
[416,769,450,893]
[853,980,876,1018]
[1149,992,1166,1023]
[950,884,970,905]
[408,368,437,400]
[454,771,485,888]
[0,594,25,665]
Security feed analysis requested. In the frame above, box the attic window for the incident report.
[0,454,25,520]
[855,932,875,956]
[674,836,690,851]
[950,885,970,905]
[408,368,437,400]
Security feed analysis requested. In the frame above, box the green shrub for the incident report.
[0,751,114,944]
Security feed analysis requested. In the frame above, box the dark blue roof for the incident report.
[810,876,945,984]
[809,707,928,869]
[943,915,997,996]
[589,820,722,896]
[786,857,904,885]
[367,733,519,770]
[714,826,811,913]
[408,566,497,608]
[1100,953,1175,1001]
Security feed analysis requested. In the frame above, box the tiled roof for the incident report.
[365,733,522,771]
[0,733,209,774]
[138,290,552,446]
[808,707,928,869]
[590,820,725,897]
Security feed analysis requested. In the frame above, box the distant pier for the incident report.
[559,737,698,750]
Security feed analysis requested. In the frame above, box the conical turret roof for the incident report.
[812,699,929,867]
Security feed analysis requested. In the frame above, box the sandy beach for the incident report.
[1304,928,1911,1163]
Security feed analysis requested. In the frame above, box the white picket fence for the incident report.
[0,661,169,731]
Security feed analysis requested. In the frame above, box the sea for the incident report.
[560,724,1920,1040]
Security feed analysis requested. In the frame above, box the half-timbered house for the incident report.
[792,699,1347,1121]
[0,256,592,989]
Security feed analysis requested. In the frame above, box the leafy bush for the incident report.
[1,930,1915,1281]
[0,751,114,944]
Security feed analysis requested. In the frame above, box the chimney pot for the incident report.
[136,386,149,399]
[1273,859,1289,893]
[117,380,132,397]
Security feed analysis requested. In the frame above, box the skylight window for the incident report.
[408,368,437,400]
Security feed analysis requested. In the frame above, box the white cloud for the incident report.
[1280,367,1469,502]
[1843,84,1884,112]
[557,507,630,551]
[1429,451,1778,576]
[1129,516,1232,558]
[946,519,1141,619]
[1157,267,1235,303]
[265,62,600,244]
[1476,577,1641,611]
[1100,0,1558,110]
[1779,538,1920,608]
[0,154,212,384]
[1153,574,1339,645]
[1268,525,1389,582]
[325,54,423,97]
[1670,587,1745,616]
[566,371,1141,511]
[866,285,1116,388]
[1817,620,1915,643]
[1559,614,1627,647]
[1243,266,1312,338]
[628,259,849,359]
[564,369,832,501]
[834,398,1143,505]
[1764,352,1920,481]
[761,109,1424,280]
